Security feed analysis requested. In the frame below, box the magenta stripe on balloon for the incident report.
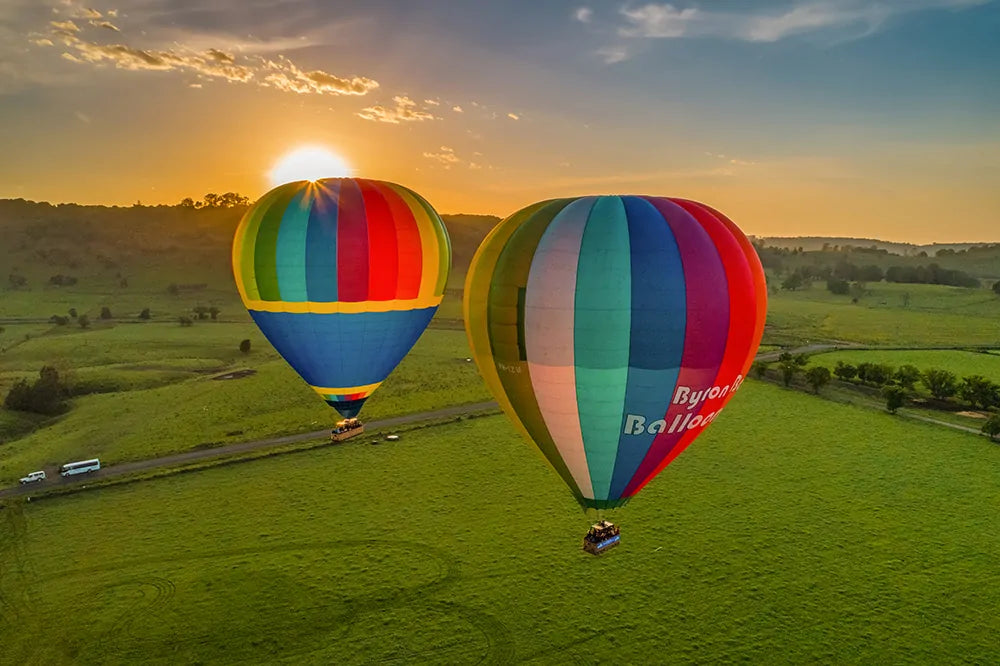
[621,198,730,497]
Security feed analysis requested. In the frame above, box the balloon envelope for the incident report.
[464,196,766,509]
[233,178,451,417]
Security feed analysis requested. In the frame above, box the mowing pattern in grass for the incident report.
[3,381,1000,663]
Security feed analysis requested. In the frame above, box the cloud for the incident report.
[357,96,436,124]
[576,7,594,22]
[596,46,629,63]
[507,112,520,120]
[706,151,758,166]
[423,145,484,170]
[263,56,378,95]
[452,105,463,112]
[424,98,439,106]
[89,19,119,32]
[74,110,90,123]
[31,37,54,46]
[49,19,81,35]
[617,1,992,43]
[38,19,380,95]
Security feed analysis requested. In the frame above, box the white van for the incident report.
[19,471,46,484]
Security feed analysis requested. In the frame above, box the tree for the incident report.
[826,278,850,295]
[167,283,180,296]
[209,306,220,320]
[805,366,831,394]
[8,272,27,289]
[78,314,90,329]
[179,197,196,208]
[983,414,1000,441]
[68,307,78,318]
[4,365,67,415]
[239,339,252,354]
[139,308,151,320]
[49,315,70,326]
[993,281,1000,297]
[833,362,857,382]
[921,369,957,401]
[750,361,769,379]
[959,375,1000,410]
[894,365,921,392]
[100,306,112,320]
[857,362,893,386]
[778,352,808,387]
[883,385,906,414]
[179,316,193,327]
[781,272,805,291]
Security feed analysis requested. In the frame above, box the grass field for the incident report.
[765,283,1000,347]
[0,325,488,485]
[3,381,1000,664]
[809,349,1000,384]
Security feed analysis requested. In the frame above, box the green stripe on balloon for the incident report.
[574,196,632,501]
[254,184,302,301]
[238,184,295,301]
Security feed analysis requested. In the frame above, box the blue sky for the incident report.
[1,0,997,241]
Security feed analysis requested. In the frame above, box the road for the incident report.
[0,401,499,500]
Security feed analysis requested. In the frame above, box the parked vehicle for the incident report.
[19,470,46,484]
[60,459,100,477]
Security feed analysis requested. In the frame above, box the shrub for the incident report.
[179,316,194,327]
[100,306,112,320]
[78,314,90,329]
[883,386,906,414]
[240,339,252,354]
[826,279,850,295]
[983,414,1000,441]
[922,368,957,400]
[959,375,1000,410]
[805,366,831,394]
[833,362,857,382]
[139,308,151,320]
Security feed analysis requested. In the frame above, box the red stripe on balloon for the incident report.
[378,183,423,299]
[336,179,370,301]
[358,180,399,300]
[624,199,760,498]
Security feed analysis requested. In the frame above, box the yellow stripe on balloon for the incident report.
[311,381,382,395]
[387,184,441,301]
[243,295,443,314]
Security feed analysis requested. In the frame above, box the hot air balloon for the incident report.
[463,196,766,511]
[233,178,451,420]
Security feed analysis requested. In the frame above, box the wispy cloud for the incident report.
[36,16,379,94]
[596,45,629,63]
[506,112,520,120]
[452,105,463,112]
[617,0,992,43]
[357,95,436,123]
[576,7,594,23]
[423,145,484,170]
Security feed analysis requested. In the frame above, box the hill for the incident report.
[758,236,999,255]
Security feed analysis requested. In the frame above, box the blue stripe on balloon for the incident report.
[305,181,341,302]
[607,196,687,500]
[248,307,437,389]
[274,188,312,302]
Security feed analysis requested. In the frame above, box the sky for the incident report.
[0,0,998,242]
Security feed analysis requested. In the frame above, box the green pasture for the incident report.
[809,349,1000,385]
[765,283,1000,346]
[4,382,1000,664]
[0,326,488,485]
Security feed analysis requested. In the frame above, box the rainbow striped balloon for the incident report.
[233,178,451,417]
[464,196,766,509]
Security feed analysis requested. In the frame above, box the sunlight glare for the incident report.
[268,146,352,186]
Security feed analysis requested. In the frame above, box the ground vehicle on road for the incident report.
[60,459,101,477]
[331,418,364,442]
[19,471,46,484]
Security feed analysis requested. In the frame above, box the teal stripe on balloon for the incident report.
[574,196,632,501]
[275,188,313,302]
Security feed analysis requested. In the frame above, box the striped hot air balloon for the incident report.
[464,196,766,509]
[233,178,451,417]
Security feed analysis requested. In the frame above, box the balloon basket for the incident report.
[330,418,364,442]
[582,521,620,555]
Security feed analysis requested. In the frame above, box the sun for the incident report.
[268,146,353,186]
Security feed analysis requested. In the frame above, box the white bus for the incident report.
[60,458,100,477]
